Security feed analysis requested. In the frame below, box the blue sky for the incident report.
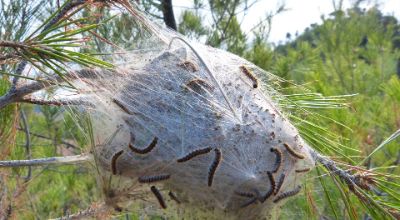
[173,0,400,44]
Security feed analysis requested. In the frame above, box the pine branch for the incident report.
[0,40,29,49]
[0,154,92,167]
[0,68,105,109]
[19,109,32,181]
[16,127,78,149]
[310,150,374,194]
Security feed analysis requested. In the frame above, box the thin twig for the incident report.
[20,96,94,107]
[0,68,106,109]
[0,154,92,168]
[19,109,32,181]
[16,127,78,149]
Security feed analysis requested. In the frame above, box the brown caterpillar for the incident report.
[178,60,199,72]
[113,98,133,115]
[111,150,124,175]
[240,197,258,208]
[208,148,222,187]
[185,78,214,93]
[295,168,311,173]
[274,173,285,195]
[259,171,275,203]
[150,186,167,209]
[177,147,212,163]
[283,143,305,159]
[235,191,255,198]
[239,65,258,88]
[270,148,282,173]
[273,185,302,203]
[129,137,158,154]
[168,191,181,204]
[138,174,171,183]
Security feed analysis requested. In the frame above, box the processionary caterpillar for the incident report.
[295,168,311,173]
[274,173,285,195]
[177,147,212,163]
[283,143,305,159]
[150,186,167,209]
[240,197,258,208]
[185,78,214,93]
[138,174,171,183]
[270,148,282,173]
[129,137,158,154]
[273,185,301,203]
[113,98,133,115]
[111,150,124,175]
[235,191,255,198]
[208,148,222,187]
[239,65,258,88]
[259,171,275,203]
[168,191,181,204]
[178,60,199,72]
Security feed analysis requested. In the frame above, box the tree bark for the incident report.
[161,0,177,30]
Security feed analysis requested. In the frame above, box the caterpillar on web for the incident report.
[168,191,181,204]
[273,185,301,203]
[185,78,214,94]
[235,191,256,198]
[138,174,171,183]
[177,147,212,163]
[259,171,275,203]
[274,173,286,195]
[129,137,158,154]
[208,148,222,187]
[283,143,305,159]
[178,60,199,72]
[150,186,167,209]
[111,150,124,175]
[240,197,258,208]
[113,98,133,115]
[270,147,282,173]
[239,65,258,88]
[295,168,311,173]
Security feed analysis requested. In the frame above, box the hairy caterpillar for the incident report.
[295,168,311,173]
[185,78,214,93]
[273,185,301,203]
[150,186,167,209]
[113,98,133,115]
[138,174,171,183]
[111,150,124,175]
[259,171,275,203]
[208,148,222,187]
[240,197,258,208]
[178,60,199,72]
[168,191,181,204]
[283,143,305,159]
[235,191,256,198]
[129,137,158,154]
[269,131,275,140]
[239,65,258,88]
[274,174,285,195]
[270,148,282,173]
[177,147,212,163]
